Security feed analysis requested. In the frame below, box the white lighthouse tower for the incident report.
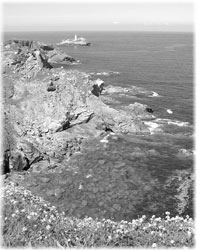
[74,34,77,41]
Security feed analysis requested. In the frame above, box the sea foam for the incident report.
[155,118,191,127]
[148,91,162,97]
[166,109,173,114]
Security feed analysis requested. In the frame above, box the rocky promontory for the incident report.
[2,39,155,174]
[1,39,193,221]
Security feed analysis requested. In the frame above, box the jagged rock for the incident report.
[2,150,10,174]
[2,40,155,173]
[47,51,76,64]
[47,84,56,92]
[146,107,154,113]
[91,79,104,97]
[9,151,29,171]
[2,40,77,79]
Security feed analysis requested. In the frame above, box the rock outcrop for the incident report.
[2,39,154,173]
[3,40,78,79]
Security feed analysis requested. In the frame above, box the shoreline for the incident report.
[1,39,194,222]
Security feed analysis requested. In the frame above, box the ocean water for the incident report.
[3,31,194,219]
[4,31,193,124]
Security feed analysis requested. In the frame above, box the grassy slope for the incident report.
[1,182,194,248]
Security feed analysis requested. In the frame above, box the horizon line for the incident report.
[2,30,194,33]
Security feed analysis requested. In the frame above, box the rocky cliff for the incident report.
[1,39,193,220]
[2,39,154,173]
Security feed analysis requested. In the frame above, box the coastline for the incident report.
[1,38,194,222]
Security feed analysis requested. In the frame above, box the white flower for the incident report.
[46,225,51,230]
[187,231,192,239]
[22,227,27,232]
[155,217,161,221]
[170,240,175,244]
[152,243,157,248]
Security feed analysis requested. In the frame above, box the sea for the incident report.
[3,31,194,220]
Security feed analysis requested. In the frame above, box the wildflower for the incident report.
[187,231,192,239]
[165,211,170,215]
[108,235,112,240]
[152,243,157,248]
[11,214,16,218]
[46,225,51,230]
[22,227,28,232]
[170,240,175,244]
[27,215,31,220]
[151,231,155,235]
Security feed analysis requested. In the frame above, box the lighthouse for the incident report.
[74,34,77,41]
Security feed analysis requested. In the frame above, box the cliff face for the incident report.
[1,39,193,220]
[2,39,153,173]
[3,40,77,79]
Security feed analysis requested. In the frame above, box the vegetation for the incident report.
[1,182,194,248]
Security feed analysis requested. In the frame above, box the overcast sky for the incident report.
[2,0,194,32]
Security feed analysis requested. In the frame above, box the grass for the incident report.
[1,181,195,248]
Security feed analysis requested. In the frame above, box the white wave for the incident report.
[166,109,173,114]
[100,138,109,143]
[100,134,110,143]
[148,91,162,97]
[144,121,162,134]
[90,71,120,77]
[155,118,191,127]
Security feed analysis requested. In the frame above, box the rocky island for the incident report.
[57,34,91,46]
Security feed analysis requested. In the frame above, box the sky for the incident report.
[1,0,194,32]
